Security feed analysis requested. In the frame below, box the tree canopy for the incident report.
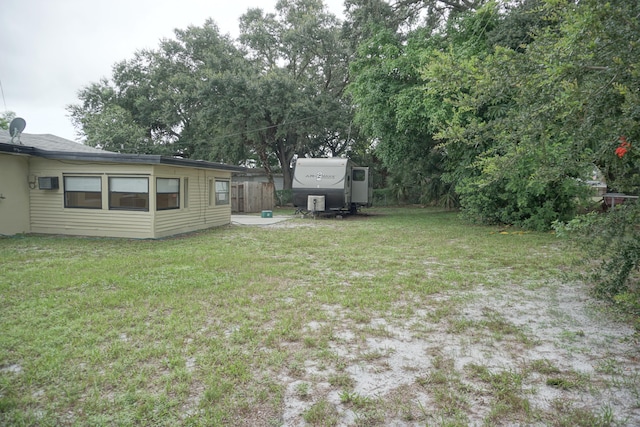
[69,0,356,190]
[348,0,639,228]
[69,0,639,217]
[0,111,16,130]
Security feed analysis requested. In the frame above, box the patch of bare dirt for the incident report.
[280,280,640,425]
[267,212,380,228]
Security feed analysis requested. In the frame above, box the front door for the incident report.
[351,167,370,206]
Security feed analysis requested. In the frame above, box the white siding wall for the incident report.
[29,158,155,238]
[0,153,31,235]
[27,158,232,239]
[153,166,232,238]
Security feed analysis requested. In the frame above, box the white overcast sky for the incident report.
[0,0,345,141]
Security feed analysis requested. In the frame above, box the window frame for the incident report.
[215,180,230,205]
[63,176,103,209]
[183,177,189,209]
[156,177,180,211]
[353,169,366,182]
[108,176,149,211]
[208,178,214,206]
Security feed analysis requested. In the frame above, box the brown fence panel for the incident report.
[232,182,274,213]
[261,182,275,212]
[231,183,245,213]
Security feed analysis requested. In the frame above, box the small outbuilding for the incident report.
[0,131,245,238]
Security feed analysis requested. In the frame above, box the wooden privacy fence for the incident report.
[231,182,275,213]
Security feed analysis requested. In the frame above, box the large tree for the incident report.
[0,111,16,130]
[69,1,357,190]
[349,0,637,226]
[234,0,354,189]
[429,0,640,228]
[69,21,245,157]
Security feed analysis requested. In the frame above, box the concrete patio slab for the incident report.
[231,215,293,226]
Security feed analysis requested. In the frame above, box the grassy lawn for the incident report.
[1,207,637,426]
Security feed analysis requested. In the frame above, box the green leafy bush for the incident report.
[554,203,640,320]
[457,170,588,232]
[276,189,292,206]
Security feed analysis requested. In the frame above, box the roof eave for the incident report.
[34,149,247,172]
[158,156,246,172]
[1,142,247,172]
[0,142,37,156]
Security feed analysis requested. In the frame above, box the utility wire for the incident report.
[196,107,349,149]
[0,79,7,111]
[210,109,337,142]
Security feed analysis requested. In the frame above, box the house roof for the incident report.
[0,130,246,173]
[234,167,284,178]
[0,131,106,153]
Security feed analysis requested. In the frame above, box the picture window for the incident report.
[109,177,149,211]
[64,176,102,209]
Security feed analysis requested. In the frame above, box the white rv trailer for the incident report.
[292,158,372,214]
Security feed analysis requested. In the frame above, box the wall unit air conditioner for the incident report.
[38,177,59,190]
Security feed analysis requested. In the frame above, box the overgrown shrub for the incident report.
[457,174,588,232]
[554,203,640,322]
[372,188,395,206]
[276,189,292,206]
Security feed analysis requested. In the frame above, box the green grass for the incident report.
[0,207,627,425]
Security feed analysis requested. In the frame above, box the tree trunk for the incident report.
[275,144,294,190]
[282,163,293,190]
[257,144,274,187]
[274,134,296,190]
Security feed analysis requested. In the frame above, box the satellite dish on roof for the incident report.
[9,117,26,144]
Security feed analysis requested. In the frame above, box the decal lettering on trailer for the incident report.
[304,172,336,180]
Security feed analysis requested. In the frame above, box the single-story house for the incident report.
[0,131,245,238]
